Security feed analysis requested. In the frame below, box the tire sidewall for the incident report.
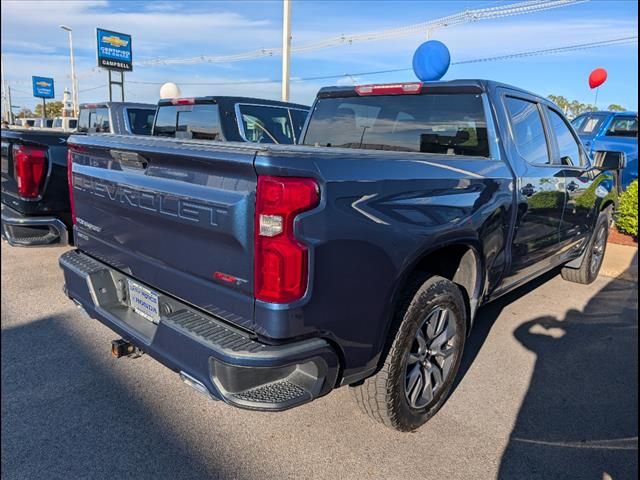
[389,277,467,431]
[585,213,610,283]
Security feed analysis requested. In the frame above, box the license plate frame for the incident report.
[127,279,160,324]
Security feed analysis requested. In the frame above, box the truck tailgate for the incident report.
[69,134,258,331]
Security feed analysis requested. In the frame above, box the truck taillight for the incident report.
[355,82,423,96]
[12,145,47,198]
[67,149,76,224]
[254,176,319,303]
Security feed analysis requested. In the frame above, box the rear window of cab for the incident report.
[303,93,490,157]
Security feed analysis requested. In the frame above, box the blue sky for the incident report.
[1,0,638,112]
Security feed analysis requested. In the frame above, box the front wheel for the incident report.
[350,275,467,431]
[561,209,610,285]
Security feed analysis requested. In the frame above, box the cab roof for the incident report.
[317,79,547,102]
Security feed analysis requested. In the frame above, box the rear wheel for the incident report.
[351,275,467,431]
[561,209,610,284]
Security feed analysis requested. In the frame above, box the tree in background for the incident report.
[34,101,64,118]
[16,108,34,119]
[548,95,615,119]
[568,100,597,118]
[547,95,570,115]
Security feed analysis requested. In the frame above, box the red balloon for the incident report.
[589,68,607,89]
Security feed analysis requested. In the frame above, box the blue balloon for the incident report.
[412,40,451,81]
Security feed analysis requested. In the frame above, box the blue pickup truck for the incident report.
[571,111,638,190]
[60,80,623,431]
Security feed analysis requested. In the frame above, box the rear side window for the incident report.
[238,104,301,144]
[303,93,489,157]
[606,116,638,138]
[153,104,222,140]
[69,119,77,129]
[547,108,583,166]
[505,97,550,165]
[126,108,155,135]
[77,107,110,133]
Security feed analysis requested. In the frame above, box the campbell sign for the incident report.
[97,28,132,71]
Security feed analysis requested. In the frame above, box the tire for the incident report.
[561,209,610,285]
[350,275,467,431]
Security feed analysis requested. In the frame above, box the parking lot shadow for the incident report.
[498,271,638,479]
[1,315,226,480]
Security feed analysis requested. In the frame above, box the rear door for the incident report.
[500,93,567,285]
[70,135,258,331]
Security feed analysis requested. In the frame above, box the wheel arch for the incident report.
[374,241,486,374]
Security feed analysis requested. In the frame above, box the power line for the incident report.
[124,36,637,88]
[79,84,106,93]
[452,35,638,64]
[137,0,586,66]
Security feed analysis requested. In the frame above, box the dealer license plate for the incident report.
[127,279,160,323]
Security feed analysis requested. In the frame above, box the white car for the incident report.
[52,117,78,131]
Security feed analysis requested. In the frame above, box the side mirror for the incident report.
[593,150,627,171]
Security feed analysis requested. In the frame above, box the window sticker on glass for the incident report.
[583,118,600,133]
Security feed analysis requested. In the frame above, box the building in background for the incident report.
[62,88,72,118]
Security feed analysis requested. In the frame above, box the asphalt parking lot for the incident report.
[1,241,637,480]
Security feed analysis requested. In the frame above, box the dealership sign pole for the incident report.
[32,76,55,119]
[96,28,133,102]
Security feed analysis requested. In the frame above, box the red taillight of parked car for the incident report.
[67,149,76,224]
[254,176,319,303]
[12,144,47,199]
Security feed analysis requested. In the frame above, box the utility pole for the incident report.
[60,25,78,117]
[281,0,292,102]
[1,55,10,123]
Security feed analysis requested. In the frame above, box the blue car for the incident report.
[571,111,638,189]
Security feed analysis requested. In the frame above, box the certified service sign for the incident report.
[32,76,55,99]
[97,28,132,71]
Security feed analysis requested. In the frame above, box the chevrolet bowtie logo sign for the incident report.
[102,35,129,48]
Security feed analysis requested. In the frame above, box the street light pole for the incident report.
[60,25,78,117]
[281,0,292,102]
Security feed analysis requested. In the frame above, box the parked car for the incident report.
[60,80,622,431]
[52,117,78,132]
[15,118,37,128]
[77,102,156,136]
[571,111,638,190]
[152,96,309,144]
[31,118,55,129]
[2,103,154,246]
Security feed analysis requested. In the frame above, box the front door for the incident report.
[544,106,596,257]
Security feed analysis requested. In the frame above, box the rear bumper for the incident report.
[59,249,340,411]
[1,203,68,246]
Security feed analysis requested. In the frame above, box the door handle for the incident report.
[520,184,535,197]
